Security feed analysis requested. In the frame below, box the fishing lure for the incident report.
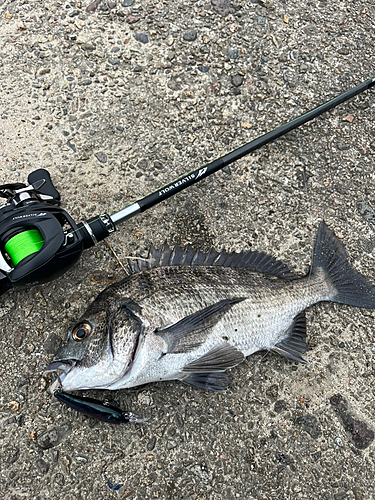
[54,391,149,424]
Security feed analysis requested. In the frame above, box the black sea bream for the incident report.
[45,222,375,392]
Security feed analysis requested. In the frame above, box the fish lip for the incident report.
[43,360,75,374]
[43,359,78,388]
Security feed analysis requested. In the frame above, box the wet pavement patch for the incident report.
[330,394,374,450]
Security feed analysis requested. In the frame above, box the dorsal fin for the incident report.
[127,243,296,280]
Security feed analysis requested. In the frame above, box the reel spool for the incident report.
[4,228,44,266]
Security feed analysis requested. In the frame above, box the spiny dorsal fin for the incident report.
[127,244,296,280]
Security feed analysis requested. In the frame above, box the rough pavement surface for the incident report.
[0,1,374,499]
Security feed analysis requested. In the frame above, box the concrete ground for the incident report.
[0,1,374,499]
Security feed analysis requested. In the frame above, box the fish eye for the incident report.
[71,322,92,342]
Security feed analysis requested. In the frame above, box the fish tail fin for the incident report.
[311,221,375,308]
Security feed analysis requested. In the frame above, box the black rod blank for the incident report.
[110,77,375,226]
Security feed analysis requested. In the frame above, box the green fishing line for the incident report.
[5,229,44,266]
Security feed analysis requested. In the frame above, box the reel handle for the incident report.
[27,169,60,202]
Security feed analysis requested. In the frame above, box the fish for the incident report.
[44,222,375,393]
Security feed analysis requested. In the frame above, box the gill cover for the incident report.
[45,292,145,391]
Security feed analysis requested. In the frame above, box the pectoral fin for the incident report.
[155,298,245,353]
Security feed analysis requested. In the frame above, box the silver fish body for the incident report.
[45,222,375,393]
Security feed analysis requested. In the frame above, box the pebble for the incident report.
[274,400,288,413]
[337,143,351,151]
[54,473,65,486]
[296,414,321,439]
[82,43,95,51]
[16,376,29,388]
[78,79,92,86]
[167,79,180,91]
[330,394,374,449]
[35,458,49,475]
[122,0,135,6]
[134,33,149,44]
[86,0,102,12]
[356,201,375,225]
[95,151,107,163]
[127,16,140,24]
[183,30,197,42]
[66,140,76,153]
[226,49,238,59]
[231,74,244,87]
[275,451,294,466]
[266,384,278,399]
[147,436,157,451]
[334,437,343,447]
[108,57,120,65]
[37,424,72,450]
[211,0,235,16]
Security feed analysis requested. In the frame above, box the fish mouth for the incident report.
[43,360,76,392]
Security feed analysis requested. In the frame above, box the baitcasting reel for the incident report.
[0,169,116,295]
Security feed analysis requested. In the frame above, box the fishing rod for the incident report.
[0,77,374,297]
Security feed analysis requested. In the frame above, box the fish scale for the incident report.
[45,222,375,393]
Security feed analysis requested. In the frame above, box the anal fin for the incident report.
[183,372,232,392]
[271,312,309,364]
